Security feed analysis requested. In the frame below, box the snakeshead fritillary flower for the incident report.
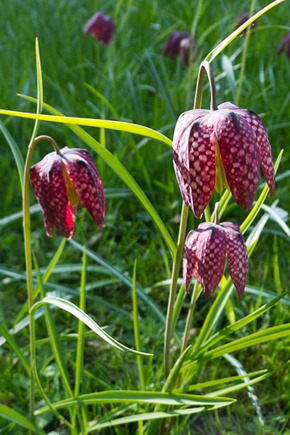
[173,101,275,218]
[30,147,106,239]
[83,12,115,45]
[163,31,189,60]
[183,222,248,297]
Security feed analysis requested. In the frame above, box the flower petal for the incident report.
[221,223,248,296]
[30,153,74,239]
[62,149,106,228]
[215,110,260,210]
[240,110,275,196]
[187,119,216,218]
[195,225,227,297]
[173,109,210,213]
[183,230,200,292]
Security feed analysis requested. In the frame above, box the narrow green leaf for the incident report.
[0,105,172,147]
[34,390,235,416]
[31,296,153,357]
[204,323,290,360]
[196,293,286,355]
[0,121,24,187]
[0,404,39,433]
[85,407,206,432]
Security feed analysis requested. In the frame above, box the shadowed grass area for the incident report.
[0,0,289,433]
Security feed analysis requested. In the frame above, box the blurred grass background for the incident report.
[0,0,289,433]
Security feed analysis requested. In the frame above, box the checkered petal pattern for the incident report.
[173,102,275,217]
[30,147,105,238]
[183,222,248,297]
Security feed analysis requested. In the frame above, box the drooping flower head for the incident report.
[277,32,290,58]
[163,31,198,66]
[30,147,106,239]
[183,222,248,297]
[83,12,115,45]
[173,102,275,218]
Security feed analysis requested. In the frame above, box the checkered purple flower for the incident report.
[173,102,275,218]
[84,12,115,45]
[183,222,248,297]
[30,147,105,239]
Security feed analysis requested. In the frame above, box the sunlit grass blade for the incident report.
[85,407,206,432]
[132,260,146,391]
[241,150,283,234]
[203,323,290,360]
[0,121,24,187]
[0,104,172,147]
[195,293,286,355]
[31,296,153,356]
[176,369,268,392]
[34,390,235,416]
[74,247,87,397]
[0,404,40,433]
[33,256,73,398]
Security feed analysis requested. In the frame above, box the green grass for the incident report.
[0,0,290,433]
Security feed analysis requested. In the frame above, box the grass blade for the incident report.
[31,296,153,356]
[0,404,40,433]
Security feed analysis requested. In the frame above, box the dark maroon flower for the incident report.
[30,147,106,239]
[235,13,257,34]
[172,101,275,219]
[163,31,197,66]
[183,222,248,297]
[83,12,115,45]
[277,32,290,58]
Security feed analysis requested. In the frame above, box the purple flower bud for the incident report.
[173,102,275,218]
[277,32,290,58]
[84,12,115,45]
[30,147,106,239]
[183,222,248,297]
[163,31,197,65]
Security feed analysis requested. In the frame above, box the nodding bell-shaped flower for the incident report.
[30,147,106,239]
[183,222,248,297]
[163,31,189,60]
[173,101,275,218]
[83,11,115,45]
[277,32,290,58]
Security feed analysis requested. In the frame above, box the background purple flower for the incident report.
[84,12,115,45]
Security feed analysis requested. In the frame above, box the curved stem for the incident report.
[194,61,218,111]
[23,135,61,421]
[181,281,201,355]
[164,203,189,376]
[163,61,216,378]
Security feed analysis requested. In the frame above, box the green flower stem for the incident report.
[23,134,61,421]
[180,281,201,355]
[163,60,216,377]
[194,61,218,111]
[164,203,189,376]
